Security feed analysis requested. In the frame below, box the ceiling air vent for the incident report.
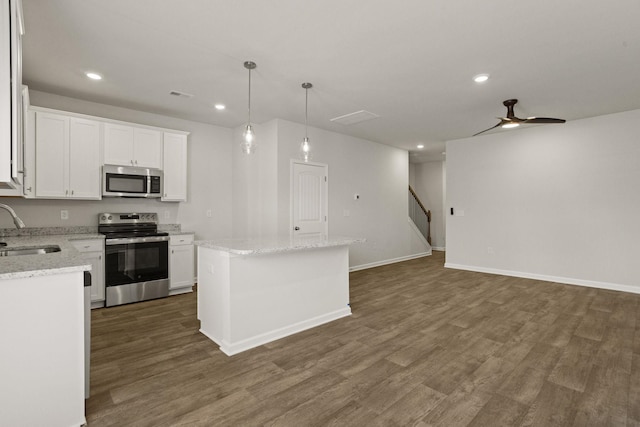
[169,90,194,98]
[330,110,380,125]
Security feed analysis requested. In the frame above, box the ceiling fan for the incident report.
[473,99,566,136]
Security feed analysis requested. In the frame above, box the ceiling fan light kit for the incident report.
[473,98,566,136]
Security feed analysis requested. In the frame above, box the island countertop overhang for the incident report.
[195,235,365,256]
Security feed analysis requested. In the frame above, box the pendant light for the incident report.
[300,82,313,162]
[241,61,257,154]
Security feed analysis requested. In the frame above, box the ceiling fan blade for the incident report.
[473,122,502,137]
[524,117,566,124]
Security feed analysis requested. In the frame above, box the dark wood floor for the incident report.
[87,251,640,426]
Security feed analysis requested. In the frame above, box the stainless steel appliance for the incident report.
[102,165,163,198]
[99,212,169,307]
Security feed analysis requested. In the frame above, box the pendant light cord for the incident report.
[305,86,308,138]
[247,67,252,124]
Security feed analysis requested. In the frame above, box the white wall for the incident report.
[446,109,640,292]
[274,119,429,268]
[410,160,446,250]
[0,91,234,240]
[231,121,279,238]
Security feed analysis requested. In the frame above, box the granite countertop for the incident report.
[195,235,365,255]
[0,234,104,280]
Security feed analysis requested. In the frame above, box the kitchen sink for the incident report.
[0,245,61,256]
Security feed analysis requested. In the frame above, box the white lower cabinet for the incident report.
[71,239,105,308]
[1,271,86,427]
[169,234,194,295]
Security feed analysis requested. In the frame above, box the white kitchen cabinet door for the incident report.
[104,124,162,168]
[85,251,105,305]
[169,234,194,293]
[35,112,101,199]
[70,239,105,307]
[133,127,162,168]
[68,118,101,199]
[103,123,133,166]
[35,112,68,198]
[162,132,187,201]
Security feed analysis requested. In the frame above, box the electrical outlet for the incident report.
[60,210,69,220]
[487,247,495,255]
[343,209,350,217]
[164,211,170,220]
[206,209,212,218]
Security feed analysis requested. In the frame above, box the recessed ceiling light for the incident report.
[86,72,102,80]
[417,144,424,149]
[214,104,226,110]
[473,74,489,83]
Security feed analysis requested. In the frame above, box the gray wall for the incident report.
[446,108,640,292]
[409,160,446,250]
[230,118,429,268]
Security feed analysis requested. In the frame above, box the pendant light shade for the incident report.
[241,61,257,154]
[300,82,313,162]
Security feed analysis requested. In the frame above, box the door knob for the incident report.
[294,226,300,231]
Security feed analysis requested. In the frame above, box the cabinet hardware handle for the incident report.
[99,255,101,260]
[65,190,68,195]
[71,190,74,195]
[26,187,32,192]
[172,249,174,254]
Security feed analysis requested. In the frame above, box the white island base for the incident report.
[196,237,360,356]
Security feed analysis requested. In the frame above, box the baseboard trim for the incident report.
[432,246,446,251]
[444,262,640,295]
[211,307,352,356]
[350,251,432,272]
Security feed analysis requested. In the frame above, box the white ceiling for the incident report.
[21,0,640,162]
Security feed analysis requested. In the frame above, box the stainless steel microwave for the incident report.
[102,165,163,198]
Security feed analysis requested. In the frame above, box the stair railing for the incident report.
[408,185,431,245]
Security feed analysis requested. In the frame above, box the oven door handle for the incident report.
[105,236,170,245]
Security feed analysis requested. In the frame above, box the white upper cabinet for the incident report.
[104,123,162,169]
[162,132,187,201]
[103,123,132,166]
[133,128,163,168]
[35,112,101,199]
[69,118,101,198]
[28,106,188,201]
[0,0,24,189]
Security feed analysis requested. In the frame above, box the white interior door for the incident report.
[292,161,328,237]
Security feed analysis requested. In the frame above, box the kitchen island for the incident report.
[195,235,363,356]
[0,233,96,427]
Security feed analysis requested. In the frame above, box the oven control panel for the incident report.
[99,212,159,225]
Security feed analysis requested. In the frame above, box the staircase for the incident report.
[408,185,431,245]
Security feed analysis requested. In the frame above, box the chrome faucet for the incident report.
[0,203,26,229]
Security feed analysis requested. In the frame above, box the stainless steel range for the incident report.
[99,213,169,307]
